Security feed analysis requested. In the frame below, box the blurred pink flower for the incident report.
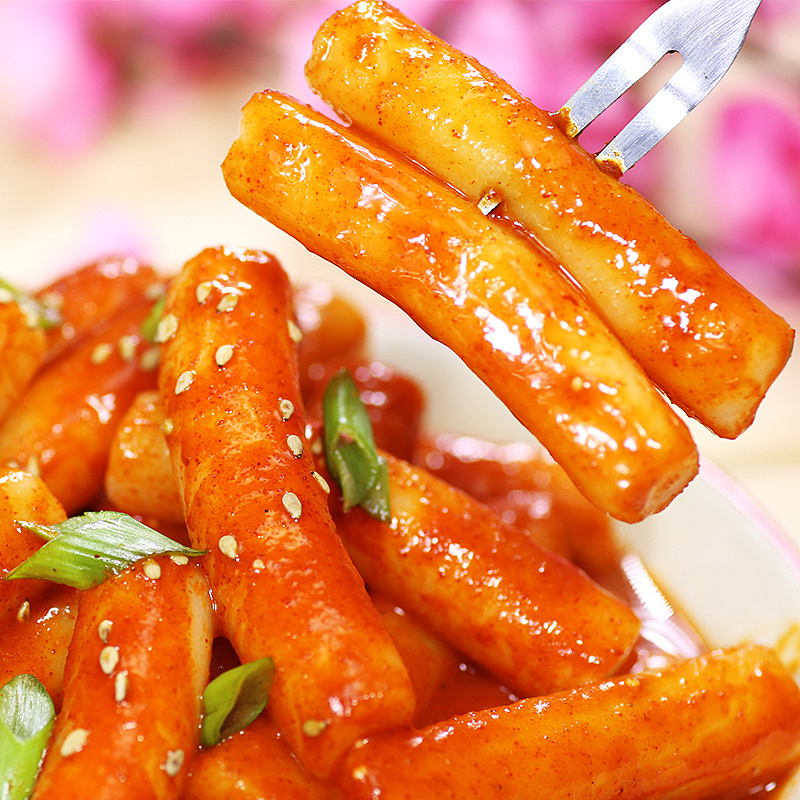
[707,93,800,292]
[0,0,284,156]
[0,2,116,154]
[90,0,283,83]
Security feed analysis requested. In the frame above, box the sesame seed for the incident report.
[98,619,113,643]
[160,418,174,435]
[287,319,303,343]
[99,645,119,675]
[170,554,189,566]
[163,749,185,777]
[114,671,128,703]
[175,370,195,394]
[252,558,265,570]
[142,559,161,580]
[278,398,294,421]
[118,334,138,362]
[312,471,330,494]
[154,313,179,343]
[90,342,114,365]
[216,292,240,313]
[60,728,89,758]
[16,600,30,621]
[215,344,234,366]
[218,535,238,559]
[302,719,328,737]
[282,492,302,520]
[140,346,160,371]
[570,376,583,392]
[195,281,213,304]
[310,437,324,456]
[286,434,303,457]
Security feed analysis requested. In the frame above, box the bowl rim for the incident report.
[698,454,800,572]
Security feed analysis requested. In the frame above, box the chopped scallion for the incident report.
[7,511,206,591]
[0,278,59,330]
[322,369,391,522]
[200,658,275,747]
[140,293,167,342]
[0,674,55,800]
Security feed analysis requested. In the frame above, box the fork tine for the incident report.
[560,0,763,171]
[561,9,673,136]
[597,63,699,173]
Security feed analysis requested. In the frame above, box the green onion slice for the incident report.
[0,278,59,331]
[6,511,206,591]
[358,453,390,523]
[0,674,55,800]
[322,369,391,522]
[200,657,275,747]
[140,293,167,342]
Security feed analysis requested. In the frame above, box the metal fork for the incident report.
[560,0,763,172]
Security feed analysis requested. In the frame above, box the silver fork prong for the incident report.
[597,63,697,173]
[562,1,682,137]
[560,0,763,171]
[562,37,663,136]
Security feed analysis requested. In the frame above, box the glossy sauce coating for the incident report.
[99,356,424,528]
[0,294,46,424]
[0,296,160,514]
[0,467,67,621]
[411,431,705,673]
[372,593,518,729]
[414,431,621,579]
[334,644,800,800]
[104,390,184,523]
[157,245,414,779]
[329,451,641,697]
[223,90,699,522]
[0,585,77,707]
[103,286,373,526]
[31,556,213,800]
[294,281,367,395]
[36,255,160,366]
[183,715,330,800]
[306,0,794,438]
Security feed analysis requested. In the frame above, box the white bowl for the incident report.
[621,456,800,654]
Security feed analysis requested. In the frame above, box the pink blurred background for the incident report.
[2,0,799,295]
